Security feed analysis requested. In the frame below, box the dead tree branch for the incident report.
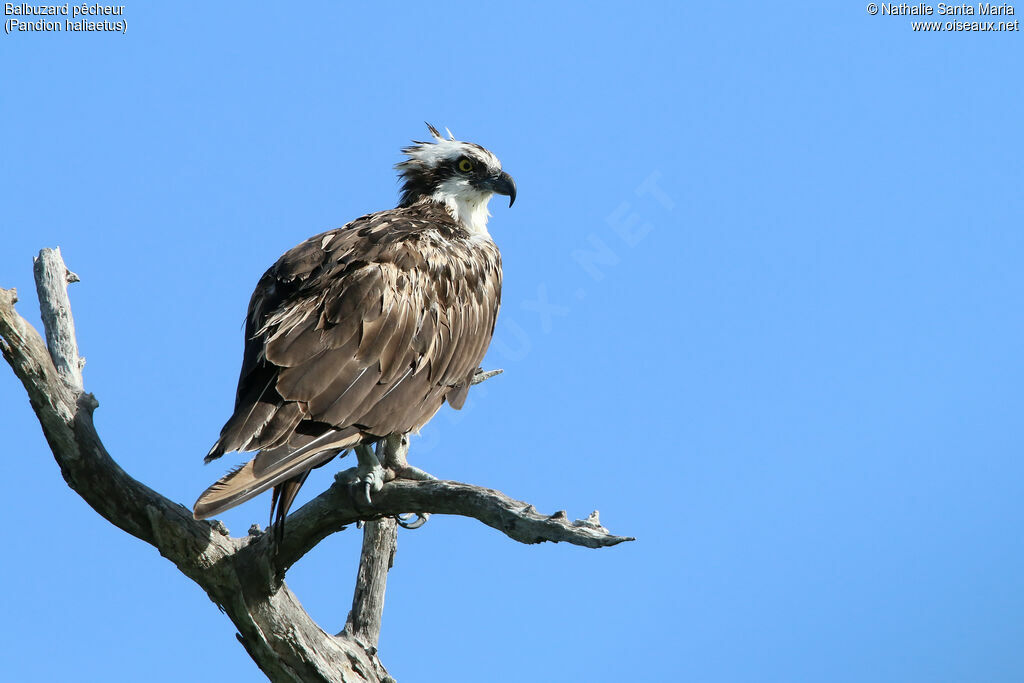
[0,248,633,683]
[345,517,398,649]
[270,479,633,574]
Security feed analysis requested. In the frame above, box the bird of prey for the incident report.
[193,125,515,531]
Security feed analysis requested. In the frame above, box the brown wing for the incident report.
[194,203,501,520]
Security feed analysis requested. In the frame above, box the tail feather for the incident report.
[269,470,312,545]
[193,429,362,520]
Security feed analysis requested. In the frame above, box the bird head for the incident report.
[396,124,516,235]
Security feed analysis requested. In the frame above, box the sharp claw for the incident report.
[396,512,429,529]
[342,441,437,520]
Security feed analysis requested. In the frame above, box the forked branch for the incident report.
[0,248,633,683]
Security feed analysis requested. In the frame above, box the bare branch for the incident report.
[1,259,394,683]
[471,367,503,385]
[343,517,398,649]
[2,248,632,683]
[33,247,84,391]
[0,254,215,564]
[273,477,634,571]
[0,286,78,429]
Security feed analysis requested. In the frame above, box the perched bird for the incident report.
[193,125,515,531]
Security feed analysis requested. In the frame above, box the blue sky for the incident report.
[2,2,1022,681]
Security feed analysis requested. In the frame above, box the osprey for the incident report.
[193,125,515,529]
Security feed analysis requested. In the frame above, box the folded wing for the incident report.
[194,205,502,521]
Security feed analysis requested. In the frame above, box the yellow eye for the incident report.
[458,158,473,173]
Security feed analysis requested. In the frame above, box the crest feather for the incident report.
[425,122,444,141]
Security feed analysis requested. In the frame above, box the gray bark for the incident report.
[0,248,633,683]
[32,246,83,391]
[345,517,398,649]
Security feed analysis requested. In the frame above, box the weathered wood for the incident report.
[344,517,398,649]
[0,248,633,683]
[1,257,394,683]
[33,247,83,391]
[471,367,503,385]
[270,478,634,573]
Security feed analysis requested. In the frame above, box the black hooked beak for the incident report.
[482,170,517,207]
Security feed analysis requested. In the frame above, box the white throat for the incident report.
[431,185,494,237]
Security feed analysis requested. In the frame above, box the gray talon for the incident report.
[346,444,386,507]
[341,439,437,518]
[396,512,429,529]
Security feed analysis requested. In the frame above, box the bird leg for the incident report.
[341,443,386,507]
[336,435,437,525]
[379,434,435,529]
[379,433,437,483]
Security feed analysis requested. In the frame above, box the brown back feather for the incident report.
[195,201,502,521]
